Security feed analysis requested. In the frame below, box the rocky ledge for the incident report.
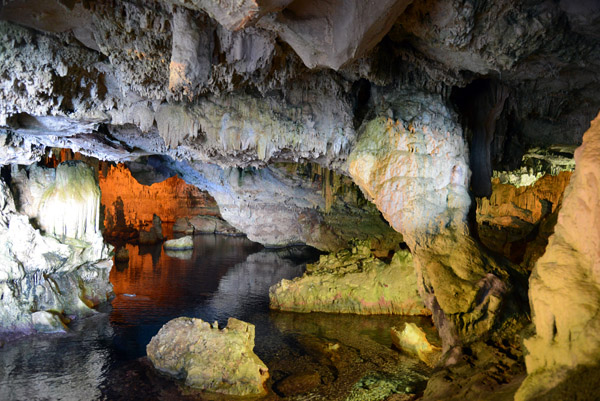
[269,241,429,315]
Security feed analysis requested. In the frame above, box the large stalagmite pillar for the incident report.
[516,112,600,400]
[348,91,516,353]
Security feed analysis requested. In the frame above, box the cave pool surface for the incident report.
[0,235,433,400]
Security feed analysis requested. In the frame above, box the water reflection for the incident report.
[0,313,114,401]
[109,236,264,357]
[0,235,433,400]
[207,248,308,322]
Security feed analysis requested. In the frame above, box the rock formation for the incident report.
[163,235,193,250]
[516,112,600,400]
[173,215,243,236]
[138,214,165,245]
[99,163,219,240]
[477,172,572,267]
[174,160,405,252]
[146,317,269,396]
[347,91,521,351]
[270,241,428,315]
[391,323,442,368]
[0,0,599,397]
[0,161,113,333]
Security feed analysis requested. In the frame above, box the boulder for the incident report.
[31,311,67,333]
[269,241,429,315]
[188,215,243,236]
[391,323,441,367]
[138,214,164,245]
[163,236,193,250]
[172,217,194,234]
[114,246,129,263]
[146,317,269,396]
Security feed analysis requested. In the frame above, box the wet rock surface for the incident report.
[268,312,433,400]
[0,0,599,399]
[163,235,193,250]
[391,323,442,368]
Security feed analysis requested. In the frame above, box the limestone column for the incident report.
[348,92,517,355]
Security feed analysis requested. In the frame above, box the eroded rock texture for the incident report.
[270,241,428,315]
[172,160,404,252]
[0,161,113,333]
[477,172,572,268]
[0,1,599,390]
[516,112,600,400]
[347,91,520,351]
[99,163,219,240]
[147,317,269,396]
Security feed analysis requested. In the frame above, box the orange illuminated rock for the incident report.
[477,172,571,264]
[99,164,219,238]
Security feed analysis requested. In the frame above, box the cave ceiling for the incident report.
[0,0,599,176]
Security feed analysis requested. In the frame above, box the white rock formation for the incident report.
[348,92,470,236]
[38,162,101,242]
[0,162,112,333]
[348,91,514,350]
[163,236,194,250]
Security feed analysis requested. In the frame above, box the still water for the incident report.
[0,236,432,401]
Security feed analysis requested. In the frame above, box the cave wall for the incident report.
[0,2,598,392]
[99,163,219,238]
[516,112,600,399]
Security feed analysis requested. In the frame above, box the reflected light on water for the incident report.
[0,235,434,400]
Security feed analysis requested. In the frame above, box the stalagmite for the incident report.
[348,92,520,352]
[0,161,112,332]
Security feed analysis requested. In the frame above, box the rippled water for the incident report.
[0,235,433,401]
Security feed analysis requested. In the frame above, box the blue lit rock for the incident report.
[147,317,269,396]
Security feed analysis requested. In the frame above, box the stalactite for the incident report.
[38,161,101,242]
